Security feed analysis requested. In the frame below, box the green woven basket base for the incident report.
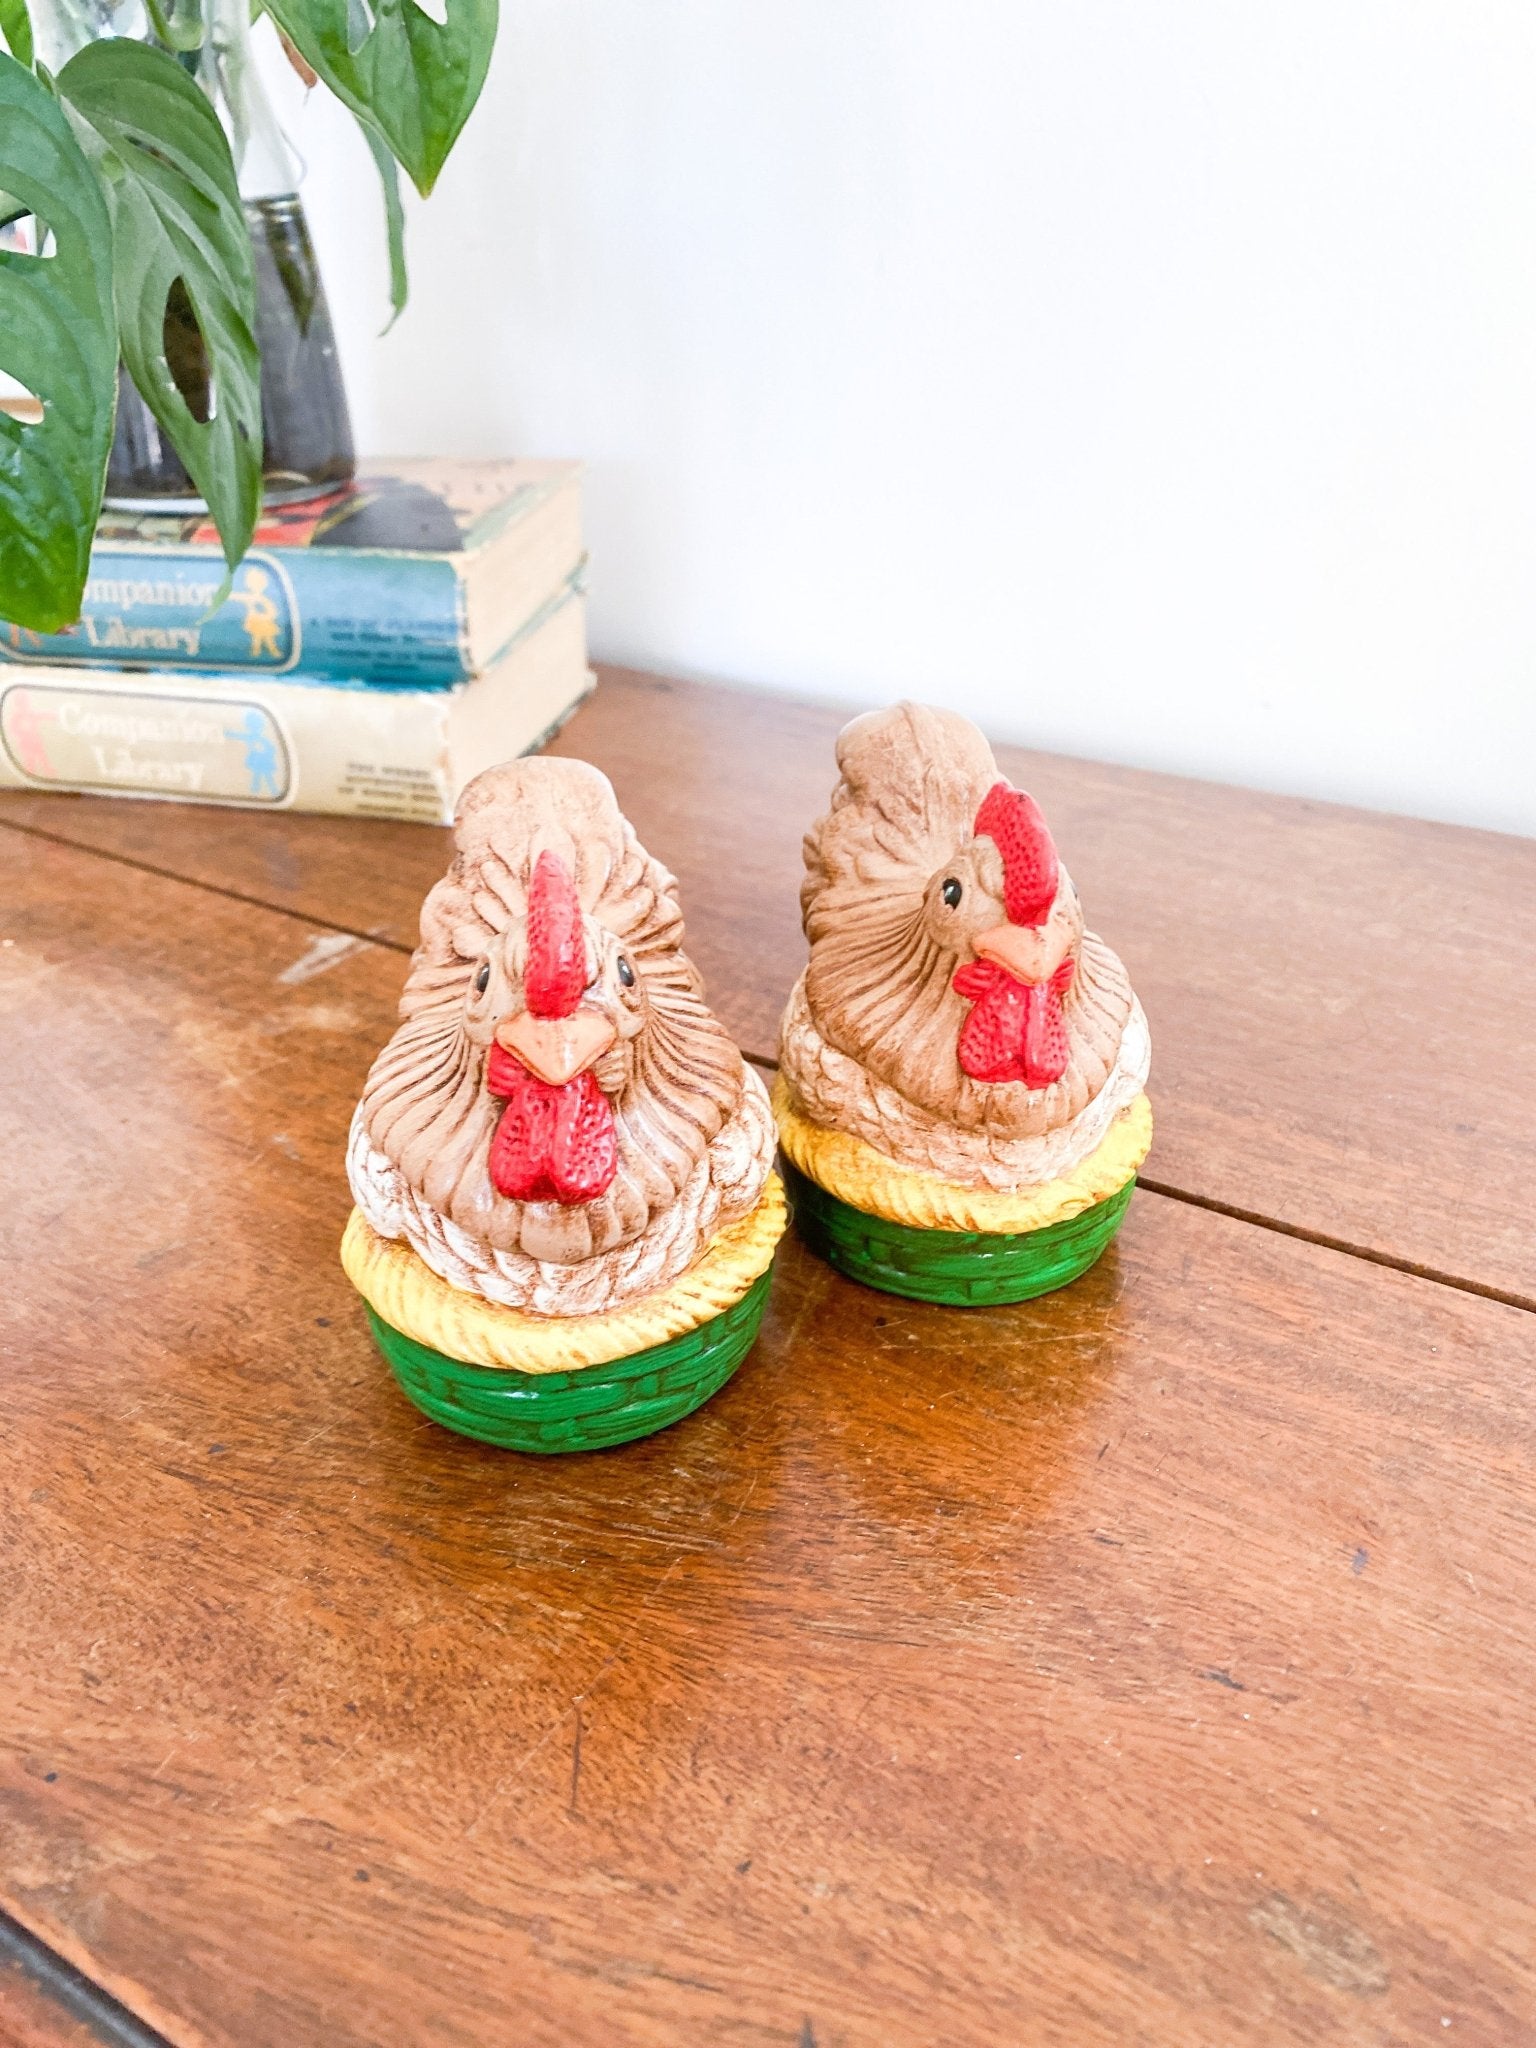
[364,1268,773,1453]
[783,1158,1134,1306]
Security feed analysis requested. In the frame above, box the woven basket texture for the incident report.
[365,1269,773,1453]
[784,1159,1133,1306]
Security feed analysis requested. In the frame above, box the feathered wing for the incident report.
[349,1063,776,1318]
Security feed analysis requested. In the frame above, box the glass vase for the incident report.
[36,0,356,511]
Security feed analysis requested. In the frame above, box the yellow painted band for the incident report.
[773,1079,1152,1234]
[341,1174,787,1374]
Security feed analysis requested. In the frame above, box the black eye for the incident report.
[474,961,490,994]
[616,954,635,988]
[941,877,963,908]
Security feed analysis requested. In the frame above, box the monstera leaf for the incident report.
[266,0,496,195]
[0,54,118,633]
[0,0,492,630]
[59,39,262,574]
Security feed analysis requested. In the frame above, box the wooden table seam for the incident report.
[0,811,406,956]
[741,1052,1536,1315]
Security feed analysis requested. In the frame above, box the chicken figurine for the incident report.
[342,756,785,1451]
[775,704,1152,1304]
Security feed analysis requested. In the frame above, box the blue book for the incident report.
[0,580,593,822]
[0,458,583,689]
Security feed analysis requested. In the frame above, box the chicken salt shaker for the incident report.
[775,704,1151,1305]
[342,757,786,1451]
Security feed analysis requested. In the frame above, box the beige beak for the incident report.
[494,1009,617,1085]
[972,920,1071,985]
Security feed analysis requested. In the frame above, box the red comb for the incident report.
[524,849,588,1018]
[973,781,1059,927]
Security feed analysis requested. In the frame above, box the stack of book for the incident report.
[0,459,591,824]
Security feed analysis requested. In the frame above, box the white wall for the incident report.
[263,3,1536,836]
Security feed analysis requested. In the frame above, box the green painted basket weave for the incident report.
[365,1268,773,1454]
[782,1158,1134,1307]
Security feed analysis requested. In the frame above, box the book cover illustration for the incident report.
[91,462,487,553]
[0,462,574,687]
[2,679,293,804]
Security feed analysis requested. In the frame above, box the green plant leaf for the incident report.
[59,38,261,574]
[0,52,118,632]
[266,0,496,196]
[0,0,33,69]
[358,113,408,327]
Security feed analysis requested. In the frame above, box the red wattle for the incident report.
[485,1042,617,1204]
[953,956,1074,1088]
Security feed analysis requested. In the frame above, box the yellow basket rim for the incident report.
[773,1081,1151,1234]
[342,1175,787,1374]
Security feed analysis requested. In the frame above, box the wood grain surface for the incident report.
[1,823,1532,2047]
[2,667,1531,1301]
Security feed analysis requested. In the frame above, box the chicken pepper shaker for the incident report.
[775,703,1151,1305]
[343,757,785,1451]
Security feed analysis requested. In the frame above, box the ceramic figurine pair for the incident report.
[341,703,1153,1453]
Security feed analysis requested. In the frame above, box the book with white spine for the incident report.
[0,580,592,825]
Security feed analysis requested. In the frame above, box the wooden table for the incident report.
[2,668,1532,2047]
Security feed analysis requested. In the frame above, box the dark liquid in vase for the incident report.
[106,194,355,509]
